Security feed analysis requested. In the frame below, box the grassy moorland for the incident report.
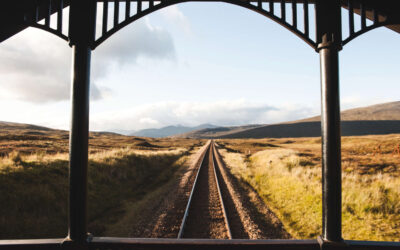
[0,122,204,239]
[217,134,400,241]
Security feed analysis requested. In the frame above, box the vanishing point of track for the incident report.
[178,140,232,239]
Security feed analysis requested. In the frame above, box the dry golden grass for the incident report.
[0,122,205,239]
[0,146,198,239]
[218,134,400,241]
[0,121,204,157]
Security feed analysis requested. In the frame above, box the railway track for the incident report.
[178,140,232,239]
[129,139,289,239]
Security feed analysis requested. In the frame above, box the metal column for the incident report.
[68,44,91,243]
[315,0,343,244]
[319,45,342,242]
[66,0,96,245]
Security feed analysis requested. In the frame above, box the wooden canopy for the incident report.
[1,0,399,44]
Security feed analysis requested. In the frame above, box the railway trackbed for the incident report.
[178,140,232,239]
[142,139,290,239]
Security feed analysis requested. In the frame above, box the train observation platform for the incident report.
[1,1,400,249]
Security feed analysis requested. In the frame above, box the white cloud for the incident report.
[139,117,160,126]
[0,16,175,104]
[0,28,112,103]
[94,18,176,76]
[0,29,71,103]
[89,99,318,131]
[159,6,191,35]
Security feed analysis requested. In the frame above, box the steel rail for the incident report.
[178,140,232,239]
[210,141,232,239]
[177,141,211,239]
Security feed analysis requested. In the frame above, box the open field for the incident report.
[217,134,400,241]
[0,122,204,239]
[0,121,201,156]
[2,120,400,240]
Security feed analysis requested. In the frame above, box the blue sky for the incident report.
[0,3,399,132]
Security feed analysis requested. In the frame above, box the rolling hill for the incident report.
[0,121,57,132]
[0,121,200,156]
[179,101,400,139]
[218,120,400,138]
[299,101,400,122]
[3,101,399,140]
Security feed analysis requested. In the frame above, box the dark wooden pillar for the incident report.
[66,0,96,245]
[315,0,343,244]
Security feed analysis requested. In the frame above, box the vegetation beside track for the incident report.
[0,145,201,239]
[218,134,400,241]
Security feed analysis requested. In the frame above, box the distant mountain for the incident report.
[174,124,263,138]
[129,124,218,138]
[177,101,400,139]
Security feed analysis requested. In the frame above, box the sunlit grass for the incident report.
[218,134,400,241]
[0,146,193,239]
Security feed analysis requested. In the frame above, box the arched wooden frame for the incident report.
[23,0,400,50]
[23,0,69,42]
[341,0,395,46]
[93,0,317,49]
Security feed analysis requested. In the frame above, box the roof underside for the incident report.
[0,0,399,43]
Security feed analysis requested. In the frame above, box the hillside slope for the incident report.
[220,120,400,138]
[0,121,154,156]
[182,101,400,139]
[300,101,400,122]
[0,121,56,132]
[222,101,400,138]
